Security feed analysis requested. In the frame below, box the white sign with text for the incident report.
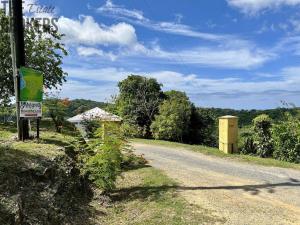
[20,101,42,118]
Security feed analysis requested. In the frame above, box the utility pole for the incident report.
[9,0,29,140]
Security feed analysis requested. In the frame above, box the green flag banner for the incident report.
[19,67,43,102]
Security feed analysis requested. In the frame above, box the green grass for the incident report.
[0,122,224,224]
[133,138,300,170]
[97,167,224,225]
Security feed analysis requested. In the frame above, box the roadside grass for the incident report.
[133,138,300,171]
[0,123,16,140]
[97,167,224,225]
[0,123,223,224]
[0,122,77,159]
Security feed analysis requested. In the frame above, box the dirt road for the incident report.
[132,143,300,225]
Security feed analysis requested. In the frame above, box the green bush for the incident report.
[86,137,122,192]
[84,123,124,192]
[120,121,143,138]
[272,113,300,163]
[151,91,192,142]
[239,128,257,155]
[186,107,217,147]
[82,119,100,138]
[253,114,274,158]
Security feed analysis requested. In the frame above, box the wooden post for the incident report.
[37,118,40,139]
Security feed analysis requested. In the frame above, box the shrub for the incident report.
[86,137,122,192]
[151,91,192,142]
[272,113,300,163]
[82,119,100,138]
[187,107,217,147]
[120,121,143,138]
[85,123,124,192]
[253,114,274,158]
[239,128,257,155]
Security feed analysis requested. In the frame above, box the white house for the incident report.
[67,107,122,139]
[67,107,122,125]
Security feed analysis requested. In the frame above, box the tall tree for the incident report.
[0,10,67,102]
[151,90,192,142]
[116,75,164,137]
[187,107,217,146]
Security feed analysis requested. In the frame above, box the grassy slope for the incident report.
[133,138,300,170]
[0,123,219,224]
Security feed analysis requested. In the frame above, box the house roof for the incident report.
[67,107,122,123]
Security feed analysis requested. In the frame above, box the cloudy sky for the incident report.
[21,0,300,109]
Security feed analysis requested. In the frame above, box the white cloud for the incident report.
[59,65,300,108]
[290,19,300,33]
[57,15,138,47]
[73,41,274,69]
[75,42,273,69]
[97,0,230,41]
[60,80,118,102]
[76,46,118,61]
[146,46,273,69]
[77,46,104,57]
[227,0,300,14]
[275,36,300,55]
[64,67,128,82]
[93,0,275,69]
[114,42,274,69]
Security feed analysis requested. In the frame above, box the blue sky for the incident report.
[21,0,300,109]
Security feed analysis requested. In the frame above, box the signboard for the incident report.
[20,101,42,118]
[20,67,43,102]
[19,67,43,118]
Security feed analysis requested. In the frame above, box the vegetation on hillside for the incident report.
[240,112,300,163]
[113,75,217,146]
[66,99,109,117]
[151,91,193,142]
[115,75,165,138]
[0,124,94,224]
[1,118,221,224]
[202,107,298,127]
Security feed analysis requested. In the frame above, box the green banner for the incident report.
[20,67,43,102]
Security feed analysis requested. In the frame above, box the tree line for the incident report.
[112,75,217,146]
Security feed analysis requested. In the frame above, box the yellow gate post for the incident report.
[102,122,106,140]
[219,116,238,154]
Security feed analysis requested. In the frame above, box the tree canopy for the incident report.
[151,90,192,142]
[115,75,164,137]
[0,11,67,102]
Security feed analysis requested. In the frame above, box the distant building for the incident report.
[67,107,122,139]
[67,107,122,124]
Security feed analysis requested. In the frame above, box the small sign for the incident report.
[20,101,42,118]
[20,67,43,102]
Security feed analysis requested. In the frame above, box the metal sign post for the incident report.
[9,0,29,140]
[19,67,43,139]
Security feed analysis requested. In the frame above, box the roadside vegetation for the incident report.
[0,117,221,224]
[112,75,218,146]
[239,112,300,163]
[107,75,300,165]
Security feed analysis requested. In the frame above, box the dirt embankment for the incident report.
[0,137,94,225]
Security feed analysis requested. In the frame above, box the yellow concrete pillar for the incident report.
[219,116,238,154]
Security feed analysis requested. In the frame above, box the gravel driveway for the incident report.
[132,143,300,225]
